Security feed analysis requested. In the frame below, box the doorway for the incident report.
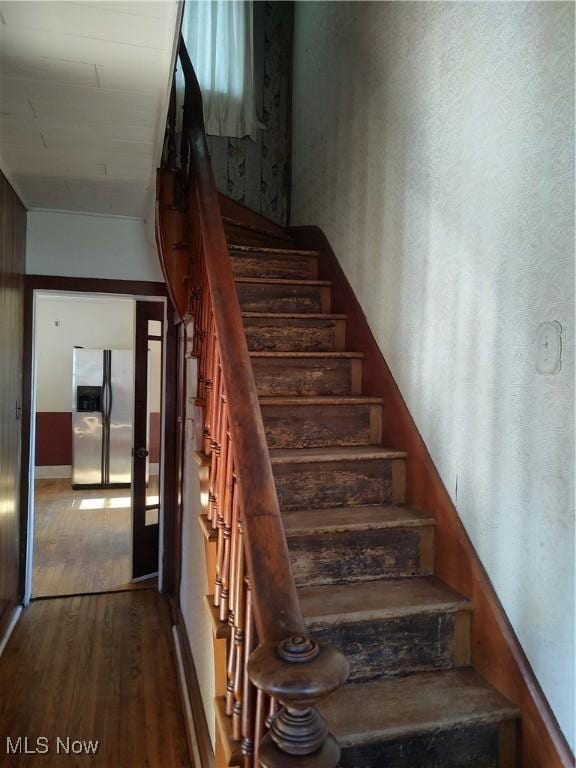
[28,290,166,599]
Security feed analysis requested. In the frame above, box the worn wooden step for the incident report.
[224,216,294,248]
[301,577,471,682]
[285,505,432,586]
[270,446,406,511]
[230,245,319,280]
[243,312,346,352]
[319,669,519,768]
[282,504,434,535]
[236,277,331,314]
[259,396,382,449]
[250,352,362,396]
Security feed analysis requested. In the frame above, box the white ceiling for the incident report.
[0,1,181,217]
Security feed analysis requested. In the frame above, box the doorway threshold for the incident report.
[31,576,158,602]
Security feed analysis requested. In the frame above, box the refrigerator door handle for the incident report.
[102,351,112,423]
[102,377,112,422]
[101,349,113,486]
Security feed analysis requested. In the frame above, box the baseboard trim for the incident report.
[173,625,203,767]
[131,571,158,583]
[0,604,22,658]
[171,603,215,768]
[290,224,575,768]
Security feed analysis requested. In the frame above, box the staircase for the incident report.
[225,219,519,768]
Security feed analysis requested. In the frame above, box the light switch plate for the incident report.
[536,321,562,375]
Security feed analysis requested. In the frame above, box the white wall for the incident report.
[27,210,163,282]
[180,356,216,746]
[292,0,574,748]
[35,294,135,412]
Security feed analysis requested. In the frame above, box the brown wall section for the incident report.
[35,412,72,466]
[0,172,26,629]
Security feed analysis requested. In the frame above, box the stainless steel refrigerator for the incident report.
[72,348,134,489]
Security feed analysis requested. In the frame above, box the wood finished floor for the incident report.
[0,591,191,767]
[33,479,133,597]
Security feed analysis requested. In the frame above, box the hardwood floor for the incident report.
[0,591,191,767]
[33,479,134,597]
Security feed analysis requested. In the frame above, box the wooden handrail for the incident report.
[178,40,304,642]
[157,36,348,767]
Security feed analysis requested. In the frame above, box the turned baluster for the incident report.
[219,428,234,621]
[196,267,210,397]
[214,402,229,608]
[227,477,239,625]
[226,623,237,716]
[203,328,218,457]
[226,501,242,715]
[227,514,244,718]
[242,579,258,768]
[191,257,205,352]
[202,308,215,438]
[254,689,269,768]
[232,520,246,739]
[207,361,222,531]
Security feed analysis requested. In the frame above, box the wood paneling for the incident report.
[0,591,191,767]
[0,171,26,635]
[290,225,574,768]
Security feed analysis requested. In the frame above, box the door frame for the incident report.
[20,275,178,605]
[132,300,164,580]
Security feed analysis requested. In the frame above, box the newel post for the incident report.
[248,635,349,767]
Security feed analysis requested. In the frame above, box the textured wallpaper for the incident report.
[291,1,575,747]
[207,1,292,225]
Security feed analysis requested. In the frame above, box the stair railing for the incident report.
[159,36,349,767]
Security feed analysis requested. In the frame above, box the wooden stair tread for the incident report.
[269,446,407,464]
[259,396,383,406]
[283,504,435,535]
[243,311,346,319]
[229,244,320,257]
[235,276,331,287]
[250,351,363,358]
[319,669,519,747]
[300,576,471,625]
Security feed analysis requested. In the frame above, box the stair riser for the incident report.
[308,610,470,683]
[273,458,405,510]
[231,253,317,280]
[225,225,292,249]
[288,526,430,586]
[252,358,362,396]
[236,283,330,313]
[244,318,345,352]
[339,720,515,768]
[261,404,381,449]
